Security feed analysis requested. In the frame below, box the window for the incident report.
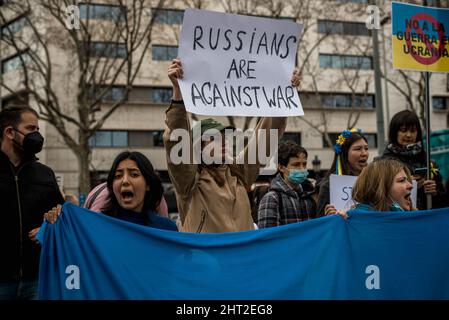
[1,15,27,36]
[152,88,172,103]
[89,130,164,147]
[320,93,374,109]
[1,52,29,74]
[153,9,184,24]
[433,97,448,111]
[80,3,125,20]
[323,133,377,148]
[0,92,28,110]
[152,45,178,61]
[88,86,125,102]
[280,132,301,145]
[89,42,127,58]
[318,20,370,36]
[336,0,368,3]
[319,54,373,70]
[89,131,127,147]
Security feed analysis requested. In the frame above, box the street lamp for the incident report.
[312,155,321,178]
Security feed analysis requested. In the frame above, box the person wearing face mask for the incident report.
[257,141,317,228]
[0,106,64,300]
[317,128,369,217]
[381,110,447,210]
[349,159,415,213]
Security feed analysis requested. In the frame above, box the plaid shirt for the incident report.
[257,173,317,228]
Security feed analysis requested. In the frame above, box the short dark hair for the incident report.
[104,151,163,216]
[278,140,308,167]
[388,110,423,145]
[0,105,39,138]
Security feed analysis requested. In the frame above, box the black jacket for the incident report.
[380,147,448,210]
[0,150,64,281]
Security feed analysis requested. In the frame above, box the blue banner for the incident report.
[37,203,449,300]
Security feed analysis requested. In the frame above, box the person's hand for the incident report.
[335,210,348,220]
[168,59,183,101]
[44,204,62,224]
[168,59,183,87]
[28,228,40,245]
[423,180,437,196]
[325,204,348,219]
[291,68,300,88]
[324,204,337,216]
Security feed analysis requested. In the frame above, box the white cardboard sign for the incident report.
[329,174,418,211]
[178,8,304,117]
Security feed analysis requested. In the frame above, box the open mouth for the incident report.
[358,159,368,166]
[121,190,134,201]
[404,193,411,201]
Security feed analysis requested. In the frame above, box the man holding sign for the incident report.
[163,9,302,233]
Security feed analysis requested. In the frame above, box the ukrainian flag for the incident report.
[392,2,449,72]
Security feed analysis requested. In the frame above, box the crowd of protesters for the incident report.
[1,58,449,300]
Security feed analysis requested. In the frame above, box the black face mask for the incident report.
[13,129,44,155]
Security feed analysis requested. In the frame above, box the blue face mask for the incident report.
[389,197,405,212]
[287,169,309,185]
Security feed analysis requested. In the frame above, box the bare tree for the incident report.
[1,0,165,194]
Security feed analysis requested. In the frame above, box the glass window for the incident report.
[112,131,128,147]
[359,56,373,70]
[129,131,153,147]
[331,55,343,69]
[152,45,178,61]
[335,95,351,108]
[152,88,172,103]
[1,52,29,74]
[152,131,164,147]
[319,54,332,68]
[94,131,112,147]
[319,54,372,70]
[80,4,124,20]
[433,97,447,110]
[89,42,127,58]
[1,16,27,36]
[153,9,184,24]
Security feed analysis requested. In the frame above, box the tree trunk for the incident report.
[76,142,92,196]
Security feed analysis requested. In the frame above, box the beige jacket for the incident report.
[163,101,286,233]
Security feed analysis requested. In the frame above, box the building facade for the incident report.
[1,0,448,199]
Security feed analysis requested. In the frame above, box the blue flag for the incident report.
[37,203,449,299]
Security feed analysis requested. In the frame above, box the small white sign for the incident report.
[329,174,418,211]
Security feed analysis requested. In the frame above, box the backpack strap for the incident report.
[84,183,107,209]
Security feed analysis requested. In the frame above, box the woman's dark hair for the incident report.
[104,151,163,216]
[388,110,423,145]
[278,140,308,167]
[324,133,368,179]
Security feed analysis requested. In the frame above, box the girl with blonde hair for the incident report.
[351,158,414,212]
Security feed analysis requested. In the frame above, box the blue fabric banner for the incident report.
[37,203,449,300]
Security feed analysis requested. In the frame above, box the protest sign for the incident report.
[330,174,418,211]
[392,2,449,72]
[178,9,304,116]
[330,174,358,212]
